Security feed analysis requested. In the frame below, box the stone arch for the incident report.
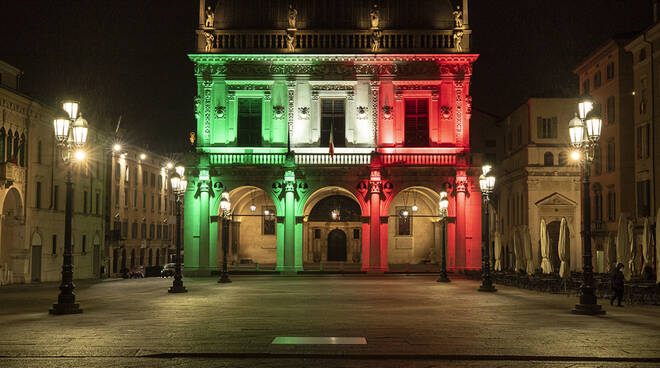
[302,186,365,264]
[387,186,442,265]
[1,187,26,284]
[224,185,278,265]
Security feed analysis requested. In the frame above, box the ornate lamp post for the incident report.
[50,100,88,315]
[478,165,497,292]
[168,166,188,293]
[569,96,605,315]
[437,191,451,282]
[218,190,232,283]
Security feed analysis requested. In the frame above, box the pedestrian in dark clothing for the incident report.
[610,263,624,307]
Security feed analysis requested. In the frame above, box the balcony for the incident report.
[200,29,468,53]
[0,162,25,186]
[208,151,465,167]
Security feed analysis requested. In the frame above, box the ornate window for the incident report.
[320,99,346,147]
[397,206,412,236]
[237,98,262,146]
[404,99,429,147]
[263,206,276,235]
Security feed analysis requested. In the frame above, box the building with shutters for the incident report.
[495,98,584,273]
[107,144,177,276]
[0,60,109,284]
[183,0,484,275]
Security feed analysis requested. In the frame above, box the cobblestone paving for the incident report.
[0,275,658,367]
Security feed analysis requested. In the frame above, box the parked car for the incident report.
[161,263,177,278]
[129,265,145,278]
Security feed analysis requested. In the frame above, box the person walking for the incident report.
[609,263,625,307]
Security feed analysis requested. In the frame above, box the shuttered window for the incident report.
[404,99,429,147]
[536,117,557,138]
[320,99,346,147]
[237,98,262,146]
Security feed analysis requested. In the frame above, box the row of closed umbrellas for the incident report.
[493,212,659,283]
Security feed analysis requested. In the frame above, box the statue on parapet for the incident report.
[370,4,380,29]
[286,32,296,52]
[371,30,382,52]
[453,6,463,29]
[288,4,298,30]
[204,32,215,52]
[453,30,463,52]
[205,5,215,28]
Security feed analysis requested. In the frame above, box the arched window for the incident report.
[543,152,554,166]
[558,152,567,166]
[0,128,5,162]
[13,132,19,161]
[19,133,25,167]
[6,129,12,161]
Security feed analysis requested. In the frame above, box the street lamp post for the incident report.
[168,166,188,293]
[437,191,451,283]
[50,100,88,315]
[218,190,232,283]
[569,96,605,315]
[478,165,497,292]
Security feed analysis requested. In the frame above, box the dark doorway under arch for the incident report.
[327,229,347,261]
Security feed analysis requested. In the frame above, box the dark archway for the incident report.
[327,229,347,261]
[547,220,567,272]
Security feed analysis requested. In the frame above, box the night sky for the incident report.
[0,1,653,152]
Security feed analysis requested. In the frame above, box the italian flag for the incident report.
[328,124,334,158]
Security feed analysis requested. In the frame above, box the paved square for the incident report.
[0,275,658,367]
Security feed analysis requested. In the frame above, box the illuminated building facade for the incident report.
[184,0,483,274]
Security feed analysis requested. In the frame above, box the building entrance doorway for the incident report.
[327,229,347,261]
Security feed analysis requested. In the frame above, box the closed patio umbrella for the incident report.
[606,232,616,272]
[627,220,635,280]
[642,217,651,272]
[514,227,524,272]
[558,218,569,279]
[524,226,534,274]
[540,219,552,274]
[494,231,502,271]
[616,215,627,274]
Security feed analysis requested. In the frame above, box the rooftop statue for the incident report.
[205,5,214,28]
[370,4,380,29]
[204,32,215,52]
[453,30,463,52]
[453,6,463,29]
[287,4,298,30]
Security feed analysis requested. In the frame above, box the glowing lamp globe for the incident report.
[578,96,594,120]
[170,172,181,192]
[250,204,257,212]
[179,178,188,193]
[585,109,602,142]
[412,204,418,212]
[70,114,89,147]
[62,100,79,119]
[53,109,71,144]
[568,115,585,148]
[175,165,185,177]
[440,195,449,211]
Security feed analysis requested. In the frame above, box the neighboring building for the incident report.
[496,98,583,272]
[626,9,659,273]
[626,16,659,224]
[0,60,109,284]
[184,0,483,275]
[574,38,636,269]
[108,145,176,276]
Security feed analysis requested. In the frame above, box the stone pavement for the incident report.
[0,275,659,367]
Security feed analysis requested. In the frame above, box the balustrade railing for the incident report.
[208,151,462,167]
[206,29,459,52]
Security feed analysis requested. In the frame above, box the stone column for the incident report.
[454,171,468,271]
[364,169,385,272]
[199,176,210,273]
[279,169,296,273]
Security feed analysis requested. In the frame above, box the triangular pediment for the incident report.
[535,192,577,207]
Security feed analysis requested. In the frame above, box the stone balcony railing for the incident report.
[208,151,467,167]
[0,162,25,185]
[199,29,469,53]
